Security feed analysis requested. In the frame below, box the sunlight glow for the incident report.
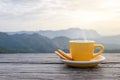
[100,0,120,8]
[65,11,114,24]
[0,0,120,35]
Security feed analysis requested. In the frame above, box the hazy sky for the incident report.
[0,0,120,35]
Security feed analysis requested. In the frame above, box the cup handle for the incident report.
[93,44,104,58]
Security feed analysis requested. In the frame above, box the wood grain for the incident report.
[0,53,119,80]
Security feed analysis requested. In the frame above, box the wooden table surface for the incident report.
[0,53,119,80]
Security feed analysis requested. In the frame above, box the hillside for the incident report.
[1,30,120,53]
[95,35,120,45]
[0,32,58,53]
[38,28,101,39]
[7,28,101,39]
[52,36,70,50]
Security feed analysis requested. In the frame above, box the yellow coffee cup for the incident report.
[69,40,104,61]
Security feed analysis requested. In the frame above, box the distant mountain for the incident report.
[0,32,58,53]
[6,28,101,39]
[38,28,101,39]
[7,31,35,35]
[95,35,120,45]
[52,36,70,50]
[95,35,120,53]
[2,28,120,53]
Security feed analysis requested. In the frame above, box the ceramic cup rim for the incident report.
[69,40,95,43]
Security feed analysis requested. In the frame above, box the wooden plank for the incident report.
[0,53,119,80]
[0,53,119,63]
[0,53,60,64]
[0,63,119,80]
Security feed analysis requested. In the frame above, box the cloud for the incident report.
[0,0,43,15]
[0,0,71,27]
[0,0,74,25]
[0,0,70,16]
[0,0,120,35]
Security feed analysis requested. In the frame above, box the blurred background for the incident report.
[0,0,120,53]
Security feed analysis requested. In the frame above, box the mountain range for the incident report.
[0,32,57,53]
[7,28,101,39]
[0,28,120,53]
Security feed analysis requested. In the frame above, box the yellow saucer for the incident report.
[61,55,105,68]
